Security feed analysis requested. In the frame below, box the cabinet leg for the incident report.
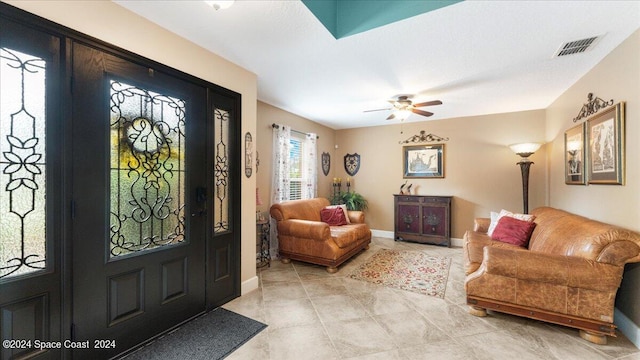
[326,266,338,274]
[579,330,607,345]
[468,306,487,317]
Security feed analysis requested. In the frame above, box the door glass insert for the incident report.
[109,80,186,258]
[213,108,230,234]
[0,47,47,279]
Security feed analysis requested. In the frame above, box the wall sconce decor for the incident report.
[565,123,586,185]
[245,132,252,178]
[509,142,542,214]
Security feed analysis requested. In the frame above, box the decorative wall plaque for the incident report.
[344,153,360,176]
[321,152,330,176]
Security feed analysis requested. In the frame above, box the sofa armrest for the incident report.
[474,246,623,292]
[474,217,490,233]
[347,210,365,224]
[277,219,331,240]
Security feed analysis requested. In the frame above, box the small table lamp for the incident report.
[509,143,542,214]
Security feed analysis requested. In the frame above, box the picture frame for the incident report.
[564,123,586,185]
[587,102,625,185]
[403,144,444,178]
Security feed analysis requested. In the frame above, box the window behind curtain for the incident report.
[289,135,304,200]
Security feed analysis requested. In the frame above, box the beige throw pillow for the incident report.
[487,209,535,236]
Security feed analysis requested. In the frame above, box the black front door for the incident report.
[70,42,209,359]
[0,17,65,360]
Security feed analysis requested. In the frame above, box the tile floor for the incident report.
[223,237,640,360]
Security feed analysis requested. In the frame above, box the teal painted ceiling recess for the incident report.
[302,0,463,39]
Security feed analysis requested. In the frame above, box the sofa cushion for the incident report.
[331,224,370,248]
[321,207,348,226]
[491,216,536,247]
[487,209,536,236]
[324,204,351,224]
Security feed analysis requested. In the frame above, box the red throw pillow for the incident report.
[320,207,348,226]
[491,216,536,247]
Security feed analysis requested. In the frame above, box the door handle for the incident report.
[192,187,207,217]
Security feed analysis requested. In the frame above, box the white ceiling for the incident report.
[113,0,640,130]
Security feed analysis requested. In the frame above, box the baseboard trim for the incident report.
[241,276,259,296]
[615,308,640,349]
[370,229,463,248]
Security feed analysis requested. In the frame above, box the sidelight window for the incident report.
[0,47,47,279]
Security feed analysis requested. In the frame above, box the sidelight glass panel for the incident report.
[0,48,47,279]
[213,108,230,234]
[109,80,186,258]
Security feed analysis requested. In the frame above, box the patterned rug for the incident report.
[348,249,451,298]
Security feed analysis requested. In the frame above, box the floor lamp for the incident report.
[509,143,542,214]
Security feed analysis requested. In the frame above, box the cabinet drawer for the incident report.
[396,196,420,203]
[421,197,451,204]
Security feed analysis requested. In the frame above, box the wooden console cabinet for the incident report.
[394,195,452,247]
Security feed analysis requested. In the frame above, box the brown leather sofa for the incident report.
[464,207,640,344]
[270,198,371,273]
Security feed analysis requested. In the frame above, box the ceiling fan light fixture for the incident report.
[396,109,412,121]
[205,0,234,10]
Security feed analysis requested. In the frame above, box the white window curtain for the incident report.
[303,133,317,199]
[270,124,290,258]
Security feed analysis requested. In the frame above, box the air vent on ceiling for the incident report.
[554,36,600,57]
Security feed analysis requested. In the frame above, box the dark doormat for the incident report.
[121,308,267,360]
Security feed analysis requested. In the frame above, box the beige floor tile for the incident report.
[400,339,479,360]
[262,280,307,301]
[302,277,350,298]
[268,324,339,360]
[415,302,498,338]
[352,287,415,316]
[374,310,450,347]
[263,298,320,330]
[324,317,397,358]
[343,348,406,359]
[260,268,300,284]
[311,294,369,323]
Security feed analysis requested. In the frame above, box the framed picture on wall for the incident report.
[564,123,586,185]
[403,144,444,178]
[587,102,625,185]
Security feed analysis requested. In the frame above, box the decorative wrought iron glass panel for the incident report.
[109,80,186,258]
[213,108,230,234]
[0,47,47,279]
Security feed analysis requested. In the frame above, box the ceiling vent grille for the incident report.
[554,36,600,57]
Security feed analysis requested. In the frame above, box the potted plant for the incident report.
[339,191,368,211]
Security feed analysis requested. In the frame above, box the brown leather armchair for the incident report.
[464,207,640,344]
[270,198,371,273]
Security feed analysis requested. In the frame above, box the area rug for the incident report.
[123,308,267,360]
[348,249,451,298]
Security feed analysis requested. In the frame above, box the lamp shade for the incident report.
[509,143,542,157]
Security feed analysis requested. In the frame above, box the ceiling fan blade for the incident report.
[363,108,392,113]
[386,113,396,120]
[413,100,443,108]
[411,109,434,117]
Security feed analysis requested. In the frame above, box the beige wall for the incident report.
[6,1,260,293]
[255,101,336,216]
[335,111,547,238]
[546,29,640,332]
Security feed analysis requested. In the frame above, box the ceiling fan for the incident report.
[364,95,442,120]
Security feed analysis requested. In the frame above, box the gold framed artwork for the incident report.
[403,144,444,178]
[587,102,625,185]
[564,123,586,185]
